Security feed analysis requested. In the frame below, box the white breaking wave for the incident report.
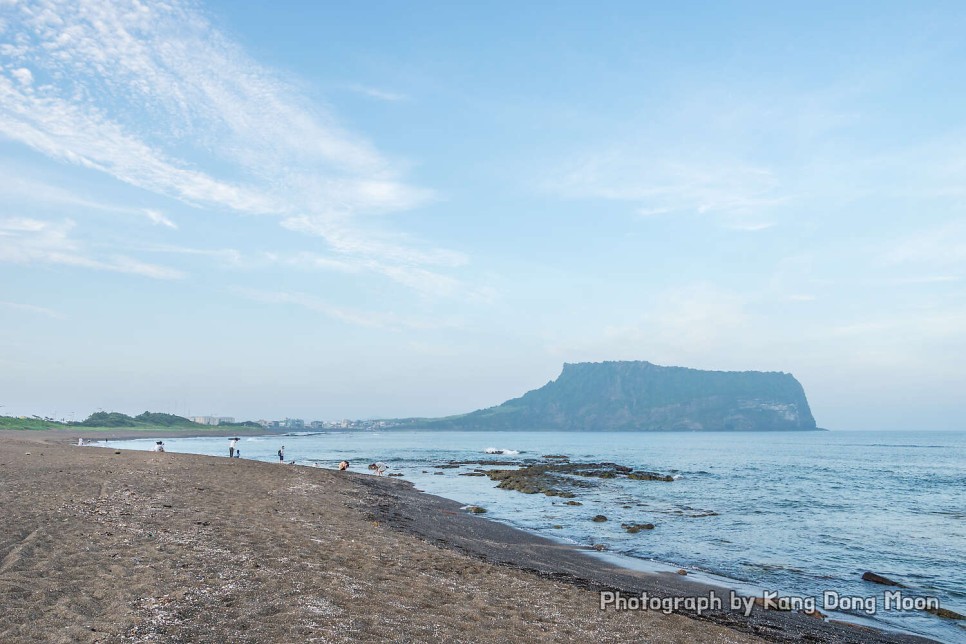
[484,447,520,455]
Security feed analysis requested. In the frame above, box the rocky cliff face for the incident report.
[422,361,817,431]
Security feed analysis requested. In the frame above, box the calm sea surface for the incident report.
[101,430,965,642]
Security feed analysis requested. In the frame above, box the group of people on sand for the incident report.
[81,436,387,473]
[221,438,387,474]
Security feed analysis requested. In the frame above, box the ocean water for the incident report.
[100,430,965,642]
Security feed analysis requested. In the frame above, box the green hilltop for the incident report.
[75,411,201,428]
[1,411,260,431]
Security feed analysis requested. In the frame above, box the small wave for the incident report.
[484,447,520,455]
[841,443,949,449]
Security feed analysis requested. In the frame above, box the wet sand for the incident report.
[0,431,934,643]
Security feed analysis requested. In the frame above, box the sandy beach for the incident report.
[0,431,934,643]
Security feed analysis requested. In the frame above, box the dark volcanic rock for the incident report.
[591,515,608,522]
[483,461,674,498]
[628,471,674,482]
[925,606,964,620]
[621,523,655,533]
[861,571,905,587]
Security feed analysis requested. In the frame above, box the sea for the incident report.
[99,430,965,643]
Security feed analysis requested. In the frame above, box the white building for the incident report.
[191,416,235,426]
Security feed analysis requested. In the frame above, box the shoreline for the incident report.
[356,474,934,644]
[94,432,938,642]
[0,430,941,642]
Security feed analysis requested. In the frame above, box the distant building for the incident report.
[282,418,304,430]
[191,416,235,426]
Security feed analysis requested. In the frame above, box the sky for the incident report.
[1,1,965,430]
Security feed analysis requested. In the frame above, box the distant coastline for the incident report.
[2,360,822,435]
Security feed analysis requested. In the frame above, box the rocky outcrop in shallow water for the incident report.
[482,460,674,498]
[861,571,905,587]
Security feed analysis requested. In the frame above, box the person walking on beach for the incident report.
[152,441,165,452]
[338,460,349,471]
[228,437,238,458]
[278,446,285,462]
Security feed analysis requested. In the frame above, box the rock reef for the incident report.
[476,459,674,498]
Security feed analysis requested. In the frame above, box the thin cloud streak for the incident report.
[347,84,410,102]
[0,300,63,318]
[0,217,184,279]
[232,287,460,331]
[136,244,473,298]
[0,170,181,227]
[546,151,789,225]
[142,209,177,229]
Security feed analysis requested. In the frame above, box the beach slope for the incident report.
[0,432,929,643]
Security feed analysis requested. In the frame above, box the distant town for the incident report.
[190,416,401,431]
[0,411,407,432]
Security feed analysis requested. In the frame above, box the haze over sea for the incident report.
[102,430,965,643]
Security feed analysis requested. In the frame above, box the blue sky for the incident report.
[2,1,965,430]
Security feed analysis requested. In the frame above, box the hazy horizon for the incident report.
[3,1,965,431]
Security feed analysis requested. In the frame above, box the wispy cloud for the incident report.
[138,244,244,266]
[725,221,776,232]
[598,283,751,358]
[135,242,472,297]
[347,84,410,102]
[0,217,184,279]
[0,299,62,318]
[882,220,966,268]
[0,170,180,226]
[546,151,788,228]
[0,0,456,291]
[142,209,177,229]
[233,287,459,331]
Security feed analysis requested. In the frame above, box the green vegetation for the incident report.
[135,412,199,426]
[76,411,200,428]
[1,411,263,431]
[0,416,68,430]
